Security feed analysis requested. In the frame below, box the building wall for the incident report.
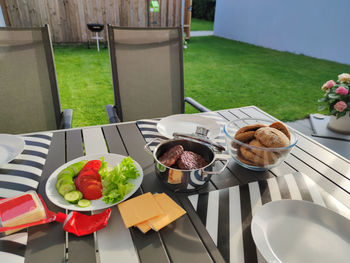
[214,0,350,65]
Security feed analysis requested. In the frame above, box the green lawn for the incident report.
[190,18,214,31]
[54,45,112,127]
[54,37,350,128]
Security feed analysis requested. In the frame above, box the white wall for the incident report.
[0,5,6,27]
[214,0,350,65]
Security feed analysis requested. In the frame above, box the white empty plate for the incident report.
[251,200,350,263]
[0,134,25,167]
[157,114,221,139]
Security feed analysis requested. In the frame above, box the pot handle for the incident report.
[144,138,162,156]
[202,158,229,175]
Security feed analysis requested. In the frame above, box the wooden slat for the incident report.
[82,127,108,154]
[66,129,96,263]
[129,0,136,27]
[103,125,171,263]
[77,0,87,42]
[291,147,350,191]
[89,0,97,24]
[120,0,129,27]
[105,0,114,26]
[26,0,40,26]
[114,0,120,25]
[101,0,107,40]
[175,0,182,26]
[6,0,19,26]
[95,0,103,24]
[102,125,127,155]
[117,122,214,263]
[167,0,173,26]
[17,0,30,25]
[178,194,226,263]
[37,0,49,27]
[66,0,81,42]
[57,0,68,42]
[137,0,146,27]
[4,1,17,26]
[83,0,91,41]
[26,132,66,263]
[285,155,350,208]
[160,0,167,27]
[0,0,11,26]
[48,0,61,42]
[82,127,139,263]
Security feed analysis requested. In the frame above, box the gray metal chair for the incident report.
[105,26,210,123]
[0,25,72,134]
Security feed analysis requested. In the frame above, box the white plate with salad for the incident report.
[45,153,143,211]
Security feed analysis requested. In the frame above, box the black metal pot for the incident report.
[144,136,229,192]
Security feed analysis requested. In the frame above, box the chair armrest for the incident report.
[105,104,121,123]
[60,109,73,129]
[184,97,211,112]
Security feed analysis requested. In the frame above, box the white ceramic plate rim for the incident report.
[251,199,350,263]
[156,114,221,139]
[0,134,25,167]
[45,153,143,211]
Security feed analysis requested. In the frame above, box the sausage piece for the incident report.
[159,145,184,167]
[177,151,208,170]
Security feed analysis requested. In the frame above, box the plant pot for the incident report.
[328,113,350,134]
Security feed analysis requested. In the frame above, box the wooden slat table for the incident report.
[16,106,350,263]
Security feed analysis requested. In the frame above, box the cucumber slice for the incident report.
[58,183,76,196]
[56,178,74,190]
[68,160,88,175]
[57,168,74,179]
[64,191,83,204]
[77,199,91,208]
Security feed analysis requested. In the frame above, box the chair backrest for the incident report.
[108,26,185,122]
[0,25,62,134]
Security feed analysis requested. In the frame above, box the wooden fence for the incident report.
[1,0,182,42]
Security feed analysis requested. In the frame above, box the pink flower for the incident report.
[321,80,335,91]
[334,101,347,112]
[336,86,349,95]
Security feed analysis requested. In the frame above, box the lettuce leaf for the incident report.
[120,157,140,179]
[101,156,140,204]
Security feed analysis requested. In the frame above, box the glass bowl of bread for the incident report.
[224,118,297,171]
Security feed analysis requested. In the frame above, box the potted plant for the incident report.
[318,73,350,134]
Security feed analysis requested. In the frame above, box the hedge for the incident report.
[192,0,216,21]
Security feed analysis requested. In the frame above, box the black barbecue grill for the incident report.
[87,23,105,51]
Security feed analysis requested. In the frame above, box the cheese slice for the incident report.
[118,192,163,228]
[168,170,182,184]
[147,193,186,231]
[136,221,152,234]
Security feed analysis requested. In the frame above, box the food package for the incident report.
[0,191,48,235]
[0,191,111,236]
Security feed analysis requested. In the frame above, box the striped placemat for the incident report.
[0,132,52,263]
[187,172,350,263]
[136,112,230,158]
